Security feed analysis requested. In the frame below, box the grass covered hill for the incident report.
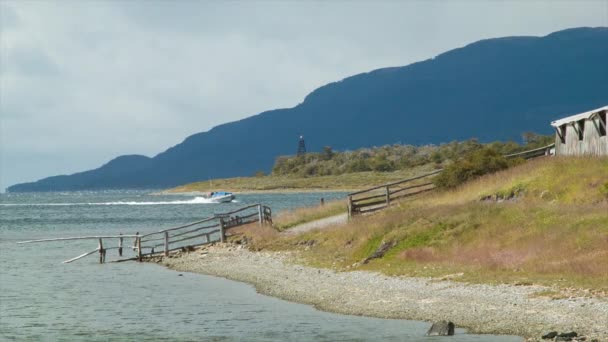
[251,157,608,292]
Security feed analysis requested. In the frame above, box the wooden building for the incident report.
[551,106,607,156]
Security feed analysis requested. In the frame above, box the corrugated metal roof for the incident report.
[550,105,608,127]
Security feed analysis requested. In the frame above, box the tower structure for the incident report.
[297,135,307,156]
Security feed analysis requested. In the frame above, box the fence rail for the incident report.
[504,143,555,160]
[18,204,273,264]
[347,170,442,217]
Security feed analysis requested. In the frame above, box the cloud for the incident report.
[1,0,607,190]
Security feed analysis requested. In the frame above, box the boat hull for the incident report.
[210,194,235,203]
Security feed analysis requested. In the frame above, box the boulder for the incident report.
[542,331,558,339]
[426,321,455,336]
[555,332,578,341]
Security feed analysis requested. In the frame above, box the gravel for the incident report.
[153,245,608,341]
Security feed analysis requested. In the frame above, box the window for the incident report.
[600,111,607,137]
[577,119,585,141]
[559,125,566,144]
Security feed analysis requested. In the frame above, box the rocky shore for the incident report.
[150,245,608,341]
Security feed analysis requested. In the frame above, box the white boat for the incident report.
[206,191,235,203]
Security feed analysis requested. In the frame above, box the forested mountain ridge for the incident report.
[8,27,608,192]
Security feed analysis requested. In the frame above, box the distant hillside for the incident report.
[8,27,608,192]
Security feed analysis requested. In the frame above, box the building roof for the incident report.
[551,105,608,127]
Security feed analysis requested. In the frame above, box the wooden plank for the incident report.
[355,199,388,208]
[385,186,390,206]
[505,143,555,159]
[219,218,226,243]
[389,182,434,196]
[18,235,139,244]
[357,204,388,214]
[62,248,99,264]
[98,238,104,264]
[152,229,221,248]
[153,230,220,248]
[164,231,169,257]
[140,216,216,237]
[217,204,261,216]
[352,193,387,203]
[391,187,436,200]
[223,218,259,230]
[137,236,142,262]
[348,170,443,196]
[258,204,263,226]
[164,223,220,240]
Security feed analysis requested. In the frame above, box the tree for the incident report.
[322,146,334,161]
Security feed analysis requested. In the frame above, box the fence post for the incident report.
[347,195,353,218]
[164,231,169,257]
[258,204,263,226]
[137,235,142,262]
[219,217,226,243]
[385,186,390,206]
[98,238,104,264]
[118,233,123,257]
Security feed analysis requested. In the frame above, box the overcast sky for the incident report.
[1,0,607,190]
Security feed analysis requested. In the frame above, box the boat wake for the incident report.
[0,196,231,206]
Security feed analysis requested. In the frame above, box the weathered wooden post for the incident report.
[137,235,142,262]
[164,231,169,257]
[258,204,263,226]
[98,238,104,264]
[118,233,123,257]
[219,217,226,243]
[347,195,353,218]
[385,186,391,206]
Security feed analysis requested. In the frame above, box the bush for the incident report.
[433,148,519,188]
[600,182,608,200]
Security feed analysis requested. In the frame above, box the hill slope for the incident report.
[8,27,608,192]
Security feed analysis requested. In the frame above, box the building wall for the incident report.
[554,112,608,156]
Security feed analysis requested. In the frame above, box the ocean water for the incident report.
[0,191,522,341]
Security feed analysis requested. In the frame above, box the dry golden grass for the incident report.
[245,157,608,291]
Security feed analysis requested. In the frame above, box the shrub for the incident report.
[600,181,608,200]
[433,148,518,188]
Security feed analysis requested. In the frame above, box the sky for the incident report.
[1,0,607,191]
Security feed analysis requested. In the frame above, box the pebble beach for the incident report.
[152,245,608,341]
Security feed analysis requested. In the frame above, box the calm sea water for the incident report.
[0,191,521,341]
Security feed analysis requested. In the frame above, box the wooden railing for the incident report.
[346,144,557,218]
[18,204,273,264]
[504,143,555,160]
[347,170,442,217]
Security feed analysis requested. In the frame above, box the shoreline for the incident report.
[157,188,357,195]
[150,245,607,341]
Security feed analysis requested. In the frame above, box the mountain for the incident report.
[8,27,608,192]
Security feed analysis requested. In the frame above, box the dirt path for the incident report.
[282,213,348,235]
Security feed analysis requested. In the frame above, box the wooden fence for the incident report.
[346,143,557,218]
[347,170,443,217]
[18,204,272,264]
[504,143,555,160]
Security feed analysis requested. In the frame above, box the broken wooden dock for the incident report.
[18,204,272,264]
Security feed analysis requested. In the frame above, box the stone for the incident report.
[542,331,558,339]
[555,332,578,341]
[426,321,455,336]
[558,332,578,338]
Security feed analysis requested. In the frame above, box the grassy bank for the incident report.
[247,157,608,292]
[272,199,346,231]
[166,165,435,193]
